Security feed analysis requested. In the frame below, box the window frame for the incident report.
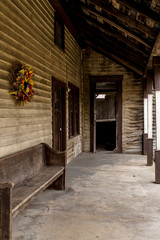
[68,83,80,138]
[54,11,65,51]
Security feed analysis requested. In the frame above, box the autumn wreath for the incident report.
[8,61,35,106]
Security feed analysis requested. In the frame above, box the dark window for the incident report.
[54,11,64,50]
[68,83,79,138]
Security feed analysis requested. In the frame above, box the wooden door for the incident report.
[90,76,122,153]
[52,78,66,151]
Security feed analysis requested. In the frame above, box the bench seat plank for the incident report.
[12,166,64,217]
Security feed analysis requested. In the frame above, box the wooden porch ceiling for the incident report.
[49,0,160,76]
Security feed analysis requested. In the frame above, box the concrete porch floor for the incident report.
[13,153,160,240]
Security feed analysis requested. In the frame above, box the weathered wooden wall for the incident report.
[65,29,82,163]
[82,50,144,154]
[81,50,90,152]
[0,0,82,163]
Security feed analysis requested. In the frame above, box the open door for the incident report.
[90,76,122,153]
[52,78,66,151]
[96,92,117,151]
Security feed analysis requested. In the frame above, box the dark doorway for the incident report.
[90,75,122,153]
[96,121,116,151]
[52,78,66,151]
[96,91,117,151]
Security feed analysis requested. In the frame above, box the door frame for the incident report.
[90,75,123,153]
[52,77,66,151]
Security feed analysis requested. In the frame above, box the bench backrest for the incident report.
[0,144,46,185]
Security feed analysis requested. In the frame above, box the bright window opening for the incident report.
[96,94,106,99]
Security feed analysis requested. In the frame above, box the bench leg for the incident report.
[48,170,65,190]
[0,183,13,240]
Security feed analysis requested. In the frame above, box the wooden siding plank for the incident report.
[0,116,51,128]
[0,0,82,162]
[0,137,52,158]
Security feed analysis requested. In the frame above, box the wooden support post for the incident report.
[0,183,13,240]
[153,57,160,183]
[143,77,148,155]
[146,70,153,166]
[147,138,153,166]
[143,133,148,155]
[155,151,160,184]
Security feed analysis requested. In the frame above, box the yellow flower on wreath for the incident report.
[8,61,35,106]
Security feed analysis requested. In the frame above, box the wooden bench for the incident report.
[0,143,66,239]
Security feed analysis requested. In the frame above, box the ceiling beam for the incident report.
[90,0,157,38]
[80,26,145,74]
[78,22,147,67]
[84,36,146,70]
[80,2,152,48]
[116,0,160,24]
[85,38,144,75]
[69,9,151,55]
[83,29,146,70]
[48,0,84,46]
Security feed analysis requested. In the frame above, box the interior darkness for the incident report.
[96,121,116,151]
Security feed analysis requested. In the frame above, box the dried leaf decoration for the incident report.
[8,61,35,106]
